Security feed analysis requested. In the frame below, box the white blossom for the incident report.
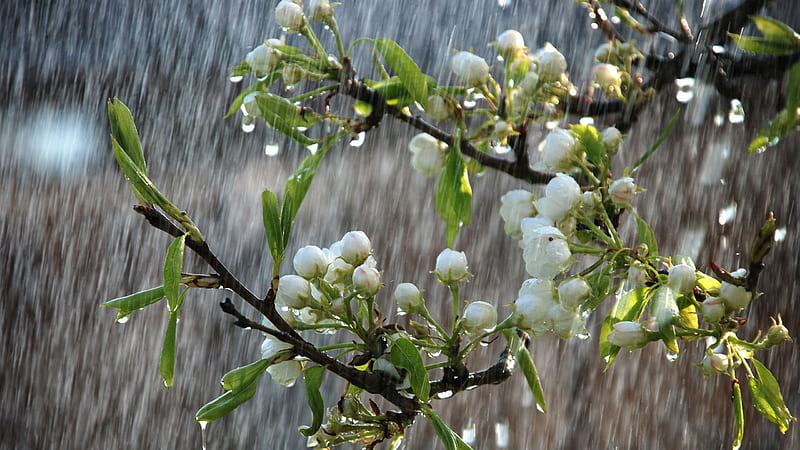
[668,264,697,295]
[496,29,525,55]
[534,128,578,172]
[608,177,636,206]
[434,248,470,283]
[276,274,312,308]
[514,294,556,336]
[593,63,621,92]
[701,297,726,323]
[521,226,572,279]
[549,304,584,340]
[462,301,498,333]
[452,51,490,86]
[395,283,423,314]
[500,189,535,238]
[720,281,752,311]
[534,43,567,81]
[339,231,371,266]
[246,42,280,74]
[601,126,622,150]
[352,265,381,296]
[558,277,591,309]
[275,1,305,30]
[293,245,329,279]
[607,321,649,349]
[408,133,448,177]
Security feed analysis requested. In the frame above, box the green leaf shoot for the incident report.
[299,365,326,436]
[390,337,430,402]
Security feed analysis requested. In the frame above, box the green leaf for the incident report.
[634,213,659,257]
[102,286,165,320]
[110,136,159,205]
[107,98,147,174]
[435,137,472,246]
[299,365,326,436]
[748,61,800,153]
[164,234,187,312]
[160,309,180,389]
[503,330,546,413]
[195,378,260,423]
[254,93,318,147]
[261,189,284,269]
[728,34,800,55]
[220,358,271,391]
[364,77,414,108]
[583,265,613,311]
[733,380,745,449]
[750,16,800,46]
[599,286,652,369]
[749,358,795,433]
[633,109,680,171]
[570,124,606,168]
[280,133,345,250]
[224,79,270,118]
[390,337,430,402]
[373,38,431,106]
[420,404,473,450]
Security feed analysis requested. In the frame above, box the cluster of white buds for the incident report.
[512,276,590,340]
[408,133,448,177]
[533,173,582,224]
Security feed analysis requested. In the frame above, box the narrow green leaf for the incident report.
[504,330,546,413]
[364,77,414,108]
[261,189,284,268]
[434,137,472,246]
[164,234,187,312]
[583,265,613,311]
[750,16,800,46]
[750,358,795,432]
[195,378,260,423]
[221,358,271,391]
[160,309,180,389]
[728,34,800,55]
[299,365,326,436]
[421,404,473,450]
[733,380,745,449]
[634,213,659,257]
[748,61,800,153]
[390,337,430,402]
[102,286,165,317]
[280,133,345,250]
[633,109,680,171]
[570,124,606,167]
[110,136,158,205]
[108,98,147,174]
[254,93,318,147]
[373,38,430,106]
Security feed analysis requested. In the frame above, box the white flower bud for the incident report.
[650,286,680,327]
[395,283,423,314]
[549,304,584,340]
[246,43,280,74]
[452,51,490,86]
[276,274,312,308]
[558,277,591,309]
[462,301,498,333]
[275,1,305,30]
[307,0,333,24]
[608,177,636,206]
[261,334,293,360]
[701,296,726,323]
[268,360,303,387]
[536,127,577,172]
[293,245,329,279]
[521,226,572,279]
[408,133,448,177]
[518,71,539,95]
[607,321,649,349]
[594,43,614,62]
[352,265,381,296]
[514,294,557,336]
[701,352,730,377]
[668,264,697,295]
[518,278,556,301]
[520,216,554,236]
[242,92,261,116]
[339,231,371,266]
[425,95,451,121]
[534,173,581,222]
[534,43,567,81]
[324,257,354,285]
[601,126,622,150]
[720,282,752,311]
[496,29,525,55]
[282,64,304,85]
[593,63,621,92]
[435,248,470,283]
[500,189,535,239]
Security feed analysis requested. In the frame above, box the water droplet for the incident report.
[466,384,479,390]
[199,421,209,450]
[426,349,442,358]
[494,420,509,448]
[774,227,787,242]
[577,330,591,340]
[711,45,726,54]
[497,0,512,8]
[349,131,366,147]
[116,316,129,324]
[718,202,737,225]
[728,99,745,123]
[264,142,280,156]
[296,126,308,132]
[713,114,725,126]
[675,77,695,103]
[496,55,504,62]
[241,116,256,133]
[284,84,296,92]
[436,390,454,399]
[536,403,545,413]
[479,340,489,347]
[323,25,331,31]
[463,98,477,108]
[462,422,476,444]
[665,350,679,362]
[579,116,594,126]
[229,75,243,83]
[306,143,319,154]
[492,144,511,154]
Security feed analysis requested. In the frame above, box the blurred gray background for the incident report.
[1,0,798,448]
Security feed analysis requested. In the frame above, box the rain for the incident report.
[2,0,799,449]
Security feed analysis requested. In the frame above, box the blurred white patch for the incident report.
[718,202,737,225]
[677,227,706,261]
[494,420,509,448]
[700,137,730,185]
[462,422,476,444]
[774,227,787,242]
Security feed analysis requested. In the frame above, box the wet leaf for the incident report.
[195,378,260,423]
[733,380,745,449]
[160,309,180,390]
[570,124,605,168]
[221,358,271,391]
[600,287,652,369]
[254,93,318,147]
[299,365,326,436]
[729,16,800,55]
[261,189,284,269]
[748,62,800,153]
[373,38,430,106]
[163,234,187,312]
[634,214,659,257]
[435,137,472,247]
[749,358,795,433]
[421,404,473,450]
[107,98,146,174]
[102,286,165,319]
[504,329,546,413]
[390,337,430,402]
